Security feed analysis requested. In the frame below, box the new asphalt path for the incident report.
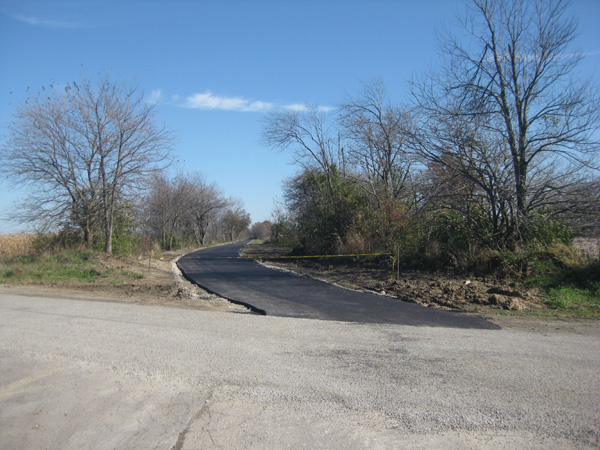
[177,241,497,329]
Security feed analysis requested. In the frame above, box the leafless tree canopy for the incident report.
[144,171,232,249]
[264,0,599,259]
[250,221,273,240]
[219,203,252,242]
[340,79,415,206]
[1,75,174,253]
[261,105,346,193]
[411,0,600,242]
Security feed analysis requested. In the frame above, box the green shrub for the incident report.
[286,168,371,255]
[33,231,85,254]
[522,214,574,246]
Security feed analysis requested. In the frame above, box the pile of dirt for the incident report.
[242,242,547,313]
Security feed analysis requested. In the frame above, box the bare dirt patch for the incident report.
[241,241,544,313]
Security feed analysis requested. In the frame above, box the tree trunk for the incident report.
[83,222,93,248]
[104,194,114,255]
[104,222,113,254]
[104,216,113,254]
[514,157,528,243]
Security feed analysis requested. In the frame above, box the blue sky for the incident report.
[1,0,599,232]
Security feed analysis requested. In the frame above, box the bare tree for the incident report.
[218,203,251,242]
[0,74,174,253]
[561,179,600,236]
[250,221,272,240]
[411,110,518,245]
[340,80,414,206]
[261,105,345,193]
[144,171,234,249]
[1,86,103,244]
[145,172,195,250]
[412,0,600,243]
[187,175,230,246]
[145,172,172,248]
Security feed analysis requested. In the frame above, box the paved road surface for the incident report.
[1,292,598,449]
[177,241,497,329]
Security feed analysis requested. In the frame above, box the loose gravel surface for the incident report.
[1,292,599,449]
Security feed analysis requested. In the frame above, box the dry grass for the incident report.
[574,237,600,261]
[0,234,36,258]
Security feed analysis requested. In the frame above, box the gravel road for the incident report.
[1,291,599,449]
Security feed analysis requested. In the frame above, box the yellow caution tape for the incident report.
[390,254,399,281]
[182,252,393,260]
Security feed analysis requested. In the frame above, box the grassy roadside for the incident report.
[524,259,600,318]
[0,250,146,286]
[0,234,154,287]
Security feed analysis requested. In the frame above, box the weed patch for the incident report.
[525,256,600,317]
[0,251,100,284]
[0,250,145,286]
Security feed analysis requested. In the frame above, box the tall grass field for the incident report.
[0,233,144,285]
[0,234,36,258]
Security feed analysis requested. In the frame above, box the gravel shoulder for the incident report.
[2,243,599,448]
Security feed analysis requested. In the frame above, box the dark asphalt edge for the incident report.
[176,260,267,316]
[179,244,500,330]
[256,260,501,330]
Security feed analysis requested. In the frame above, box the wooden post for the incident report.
[396,247,400,280]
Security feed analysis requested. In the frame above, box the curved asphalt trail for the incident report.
[177,241,498,329]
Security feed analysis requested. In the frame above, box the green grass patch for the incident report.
[525,255,600,317]
[0,250,144,286]
[122,271,145,280]
[0,250,101,284]
[546,286,599,309]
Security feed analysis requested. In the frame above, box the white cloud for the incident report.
[147,89,163,105]
[284,103,309,112]
[284,103,335,113]
[177,90,333,114]
[246,100,273,112]
[8,12,80,29]
[316,105,335,113]
[185,91,273,112]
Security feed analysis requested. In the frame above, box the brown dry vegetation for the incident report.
[0,234,36,258]
[574,237,600,261]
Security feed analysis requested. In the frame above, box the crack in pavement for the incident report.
[170,384,221,450]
